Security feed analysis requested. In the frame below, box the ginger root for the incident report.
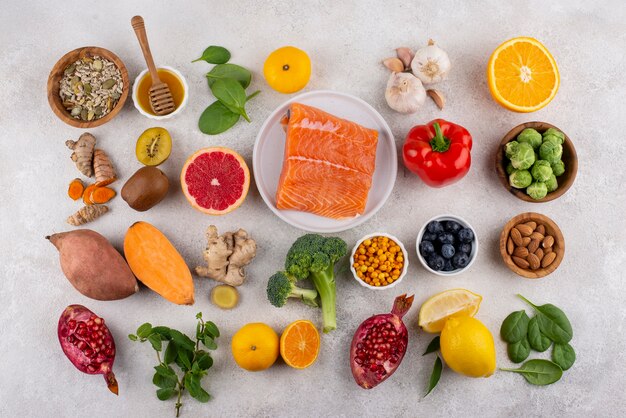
[67,205,109,226]
[66,133,96,177]
[67,178,84,200]
[195,225,256,286]
[93,149,116,186]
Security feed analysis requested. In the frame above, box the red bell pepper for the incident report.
[402,119,472,188]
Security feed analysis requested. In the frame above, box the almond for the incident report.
[530,232,545,240]
[542,251,557,268]
[516,224,533,237]
[543,235,554,248]
[534,248,544,260]
[512,256,530,269]
[544,246,553,254]
[528,253,541,270]
[513,247,529,258]
[507,237,514,255]
[528,238,541,253]
[536,224,545,235]
[522,237,531,247]
[510,228,523,246]
[524,221,537,231]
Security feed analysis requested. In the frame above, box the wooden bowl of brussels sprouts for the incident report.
[495,122,577,203]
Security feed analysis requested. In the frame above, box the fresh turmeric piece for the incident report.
[66,133,96,177]
[67,178,85,201]
[91,186,116,204]
[93,149,116,186]
[82,184,98,205]
[67,205,109,226]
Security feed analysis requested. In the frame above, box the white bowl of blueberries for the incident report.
[416,214,478,276]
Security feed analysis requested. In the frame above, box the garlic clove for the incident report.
[385,72,426,114]
[383,57,404,73]
[411,40,451,84]
[426,89,446,110]
[395,47,414,70]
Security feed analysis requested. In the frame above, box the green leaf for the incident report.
[137,323,153,338]
[156,387,176,401]
[196,352,213,370]
[500,310,530,343]
[148,334,163,351]
[204,321,220,338]
[423,336,440,356]
[153,371,177,389]
[425,356,442,397]
[185,374,210,403]
[211,79,250,121]
[528,316,552,352]
[246,90,261,102]
[202,336,217,350]
[177,349,193,371]
[164,341,178,364]
[552,343,576,371]
[206,64,251,88]
[128,334,138,341]
[196,322,202,339]
[507,337,531,363]
[198,101,240,135]
[151,326,172,339]
[500,359,563,386]
[195,312,203,320]
[192,45,231,64]
[154,364,177,378]
[518,295,573,344]
[169,329,196,351]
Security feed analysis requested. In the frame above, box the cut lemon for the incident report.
[280,320,320,369]
[418,289,482,333]
[487,37,559,113]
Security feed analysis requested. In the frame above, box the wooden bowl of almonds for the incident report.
[47,46,129,128]
[499,212,564,279]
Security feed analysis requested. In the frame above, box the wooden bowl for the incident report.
[47,46,129,128]
[499,212,565,279]
[495,121,578,202]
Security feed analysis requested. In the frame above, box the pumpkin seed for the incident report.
[102,78,116,89]
[70,107,82,116]
[93,59,103,71]
[64,64,76,75]
[94,106,103,116]
[84,83,92,95]
[80,109,88,120]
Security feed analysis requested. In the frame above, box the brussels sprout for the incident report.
[505,141,520,159]
[509,170,533,189]
[527,181,548,200]
[506,162,515,175]
[543,134,562,146]
[531,160,553,182]
[517,128,542,149]
[552,160,565,177]
[543,128,565,143]
[539,141,563,165]
[510,142,536,170]
[545,174,558,192]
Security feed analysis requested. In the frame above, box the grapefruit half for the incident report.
[180,147,250,215]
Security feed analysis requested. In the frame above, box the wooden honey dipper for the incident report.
[131,16,176,116]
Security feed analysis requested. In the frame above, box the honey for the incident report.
[136,68,185,115]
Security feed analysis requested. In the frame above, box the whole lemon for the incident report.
[231,323,279,371]
[440,316,496,378]
[263,46,311,94]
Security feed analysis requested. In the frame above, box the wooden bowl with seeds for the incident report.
[499,212,564,279]
[495,121,578,203]
[47,46,129,128]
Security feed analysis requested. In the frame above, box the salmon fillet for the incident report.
[276,103,378,219]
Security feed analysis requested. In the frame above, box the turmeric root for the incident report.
[195,226,256,286]
[67,205,109,226]
[66,133,96,177]
[93,149,116,186]
[67,178,84,200]
[82,184,98,205]
[91,186,116,204]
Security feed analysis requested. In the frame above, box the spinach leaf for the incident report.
[518,295,572,344]
[206,63,252,88]
[198,101,240,135]
[500,359,563,386]
[423,336,440,356]
[210,78,250,121]
[528,316,551,352]
[425,356,442,397]
[507,337,530,363]
[552,343,576,370]
[192,46,231,64]
[500,310,530,343]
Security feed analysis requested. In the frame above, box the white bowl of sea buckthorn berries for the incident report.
[350,233,409,290]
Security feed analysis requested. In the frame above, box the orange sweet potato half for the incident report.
[124,221,194,305]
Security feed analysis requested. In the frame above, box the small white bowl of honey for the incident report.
[132,66,188,120]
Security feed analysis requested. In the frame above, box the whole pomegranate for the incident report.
[350,294,414,389]
[57,305,118,394]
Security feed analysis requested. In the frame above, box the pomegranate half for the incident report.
[57,305,118,394]
[350,294,414,389]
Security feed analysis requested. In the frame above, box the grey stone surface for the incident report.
[1,0,625,417]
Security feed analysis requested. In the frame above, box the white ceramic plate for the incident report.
[253,90,397,233]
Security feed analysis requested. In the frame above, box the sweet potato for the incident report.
[124,221,194,305]
[47,230,138,300]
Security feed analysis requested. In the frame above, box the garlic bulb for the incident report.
[411,40,451,84]
[385,72,426,114]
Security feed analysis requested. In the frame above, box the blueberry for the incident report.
[445,221,462,234]
[443,260,455,271]
[427,254,445,271]
[423,232,438,242]
[426,221,444,234]
[452,253,470,269]
[458,228,474,243]
[437,233,455,245]
[419,240,435,257]
[441,243,455,259]
[457,242,472,254]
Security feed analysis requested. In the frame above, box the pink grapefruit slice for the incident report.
[180,147,250,215]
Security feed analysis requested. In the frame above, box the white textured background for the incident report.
[1,0,625,417]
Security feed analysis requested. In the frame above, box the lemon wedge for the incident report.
[418,289,482,333]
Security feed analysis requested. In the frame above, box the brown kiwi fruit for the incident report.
[121,167,169,211]
[135,127,172,166]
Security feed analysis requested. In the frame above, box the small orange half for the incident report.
[280,320,320,369]
[487,37,559,113]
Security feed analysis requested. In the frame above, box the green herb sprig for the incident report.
[129,313,220,417]
[422,336,442,397]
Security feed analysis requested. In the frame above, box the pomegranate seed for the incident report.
[68,320,76,329]
[92,325,99,331]
[77,341,86,350]
[94,318,102,325]
[87,365,96,372]
[105,348,114,356]
[84,349,93,357]
[370,363,378,371]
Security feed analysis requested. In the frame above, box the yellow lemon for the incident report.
[418,289,482,333]
[440,316,496,378]
[231,323,279,371]
[263,46,311,94]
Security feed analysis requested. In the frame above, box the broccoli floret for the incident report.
[284,234,347,333]
[266,272,318,308]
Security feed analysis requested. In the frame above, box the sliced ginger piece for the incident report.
[210,285,239,309]
[68,178,85,200]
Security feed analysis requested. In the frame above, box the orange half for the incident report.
[280,320,320,369]
[487,37,559,113]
